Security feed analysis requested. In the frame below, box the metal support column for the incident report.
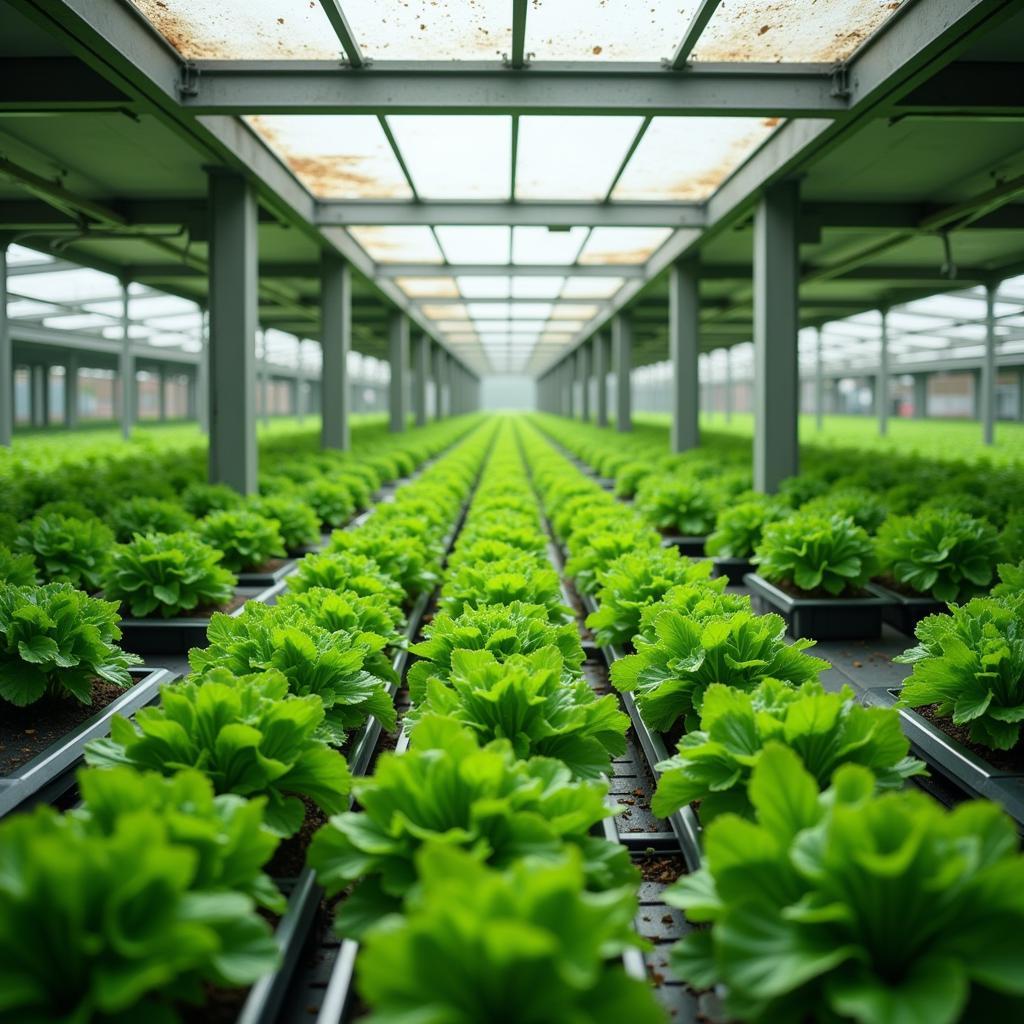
[0,245,10,446]
[413,333,428,427]
[982,283,998,445]
[878,308,890,436]
[119,279,134,439]
[320,253,351,450]
[669,257,700,452]
[198,308,209,433]
[30,365,44,428]
[433,343,446,418]
[594,332,608,427]
[612,313,632,432]
[565,357,576,418]
[753,180,800,492]
[64,354,79,430]
[157,368,167,421]
[724,345,733,423]
[257,330,270,428]
[578,343,591,421]
[208,171,258,493]
[814,327,824,431]
[912,374,928,419]
[388,313,408,432]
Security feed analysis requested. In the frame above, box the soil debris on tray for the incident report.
[916,703,1024,773]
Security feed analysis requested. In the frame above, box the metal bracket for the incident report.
[501,51,533,69]
[830,63,850,101]
[178,62,199,99]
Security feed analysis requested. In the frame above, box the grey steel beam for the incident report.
[181,61,843,117]
[814,327,824,431]
[594,331,609,427]
[433,342,447,418]
[319,0,365,68]
[64,352,79,430]
[388,313,408,433]
[577,342,591,421]
[753,181,800,493]
[0,244,10,445]
[878,308,890,436]
[510,0,528,69]
[118,278,134,439]
[982,283,997,445]
[316,201,705,229]
[320,252,351,451]
[207,171,258,494]
[612,314,632,433]
[723,345,733,423]
[669,258,700,452]
[413,333,428,427]
[670,0,726,69]
[892,61,1024,117]
[377,263,646,279]
[565,357,575,418]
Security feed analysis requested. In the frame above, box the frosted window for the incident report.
[578,227,672,265]
[457,276,511,298]
[436,226,511,264]
[395,276,460,298]
[512,227,588,265]
[349,226,443,263]
[561,276,626,299]
[511,277,565,299]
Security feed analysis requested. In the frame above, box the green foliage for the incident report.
[308,715,633,937]
[288,549,405,610]
[107,496,194,543]
[666,745,1024,1024]
[653,680,925,821]
[181,480,244,518]
[198,509,286,573]
[636,474,717,535]
[329,521,441,595]
[439,558,568,623]
[0,583,141,707]
[1000,511,1024,563]
[456,517,549,554]
[407,601,585,703]
[301,478,356,528]
[356,845,662,1024]
[249,495,320,553]
[102,531,236,618]
[189,602,396,742]
[896,597,1024,750]
[706,498,788,560]
[15,512,113,591]
[755,511,876,596]
[612,608,827,733]
[0,544,38,585]
[801,487,888,534]
[614,460,654,498]
[565,527,661,595]
[993,561,1024,600]
[410,649,628,779]
[276,584,402,637]
[86,668,352,836]
[876,508,1000,602]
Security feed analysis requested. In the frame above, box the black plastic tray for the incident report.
[868,581,946,637]
[662,535,707,558]
[712,556,755,586]
[236,558,298,588]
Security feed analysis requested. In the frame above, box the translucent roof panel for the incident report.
[457,276,511,299]
[515,117,642,201]
[349,226,443,263]
[421,304,469,321]
[612,117,778,201]
[42,313,111,331]
[129,1,340,60]
[436,226,511,264]
[10,268,119,304]
[527,0,700,61]
[7,244,53,266]
[342,0,511,60]
[578,227,672,265]
[387,116,511,200]
[549,304,600,320]
[691,0,906,64]
[512,227,588,265]
[468,302,513,319]
[248,115,411,199]
[395,276,460,298]
[561,276,626,299]
[511,277,565,299]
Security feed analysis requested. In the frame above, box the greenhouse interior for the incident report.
[2,1,1024,1022]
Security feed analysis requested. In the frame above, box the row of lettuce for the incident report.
[0,421,496,1022]
[537,414,1022,604]
[522,417,1024,1024]
[0,418,474,620]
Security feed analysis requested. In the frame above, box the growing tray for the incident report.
[236,558,298,588]
[744,572,890,641]
[868,581,946,637]
[0,665,178,819]
[117,581,287,656]
[661,534,707,558]
[712,556,755,586]
[862,686,1024,830]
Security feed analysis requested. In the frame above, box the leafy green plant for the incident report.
[329,522,441,595]
[636,475,717,535]
[586,548,717,648]
[407,601,585,702]
[86,667,352,836]
[102,531,236,618]
[277,584,403,636]
[1000,511,1024,563]
[198,509,286,573]
[249,495,320,553]
[801,486,888,534]
[0,583,141,706]
[308,715,633,937]
[896,597,1024,750]
[181,480,244,517]
[0,544,38,585]
[755,511,876,596]
[288,549,406,610]
[614,460,654,498]
[993,561,1024,600]
[455,517,549,554]
[302,478,356,527]
[410,649,628,779]
[666,745,1024,1024]
[189,602,396,742]
[356,844,661,1024]
[439,560,568,623]
[612,609,827,733]
[653,679,925,821]
[447,537,540,572]
[565,527,661,595]
[706,498,788,560]
[106,496,194,543]
[876,508,1000,602]
[15,512,113,591]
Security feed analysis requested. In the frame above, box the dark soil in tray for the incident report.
[248,557,290,574]
[637,853,685,885]
[770,577,872,601]
[121,592,249,621]
[267,798,328,880]
[874,574,932,599]
[915,703,1024,773]
[0,679,129,776]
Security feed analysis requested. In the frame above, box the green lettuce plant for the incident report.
[301,478,356,527]
[0,544,38,585]
[439,560,568,623]
[896,597,1024,750]
[993,561,1024,600]
[409,649,628,778]
[446,538,540,572]
[102,531,236,618]
[455,517,549,554]
[86,668,352,836]
[653,680,925,821]
[1000,511,1024,563]
[15,512,113,591]
[565,527,661,596]
[356,844,662,1024]
[288,550,405,610]
[107,496,194,542]
[636,475,717,535]
[666,745,1024,1024]
[276,585,403,638]
[0,583,141,706]
[614,460,655,498]
[612,609,828,733]
[801,486,888,534]
[308,715,633,937]
[876,508,1000,602]
[706,498,788,560]
[329,522,441,595]
[189,602,396,742]
[755,511,877,596]
[198,509,286,573]
[630,582,751,644]
[249,495,320,553]
[181,480,244,517]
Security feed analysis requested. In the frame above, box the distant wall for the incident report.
[481,375,536,410]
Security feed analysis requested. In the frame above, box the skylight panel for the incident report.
[468,302,513,319]
[395,276,460,298]
[342,0,511,60]
[578,227,671,265]
[510,303,555,319]
[436,227,511,264]
[612,117,778,201]
[7,299,57,319]
[549,304,600,320]
[422,304,469,320]
[457,276,511,298]
[349,226,443,263]
[561,276,625,299]
[128,0,340,59]
[527,0,700,61]
[7,245,52,266]
[247,116,411,199]
[515,117,642,200]
[388,116,511,199]
[512,227,588,265]
[11,268,119,304]
[511,277,565,299]
[692,0,907,64]
[42,313,110,331]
